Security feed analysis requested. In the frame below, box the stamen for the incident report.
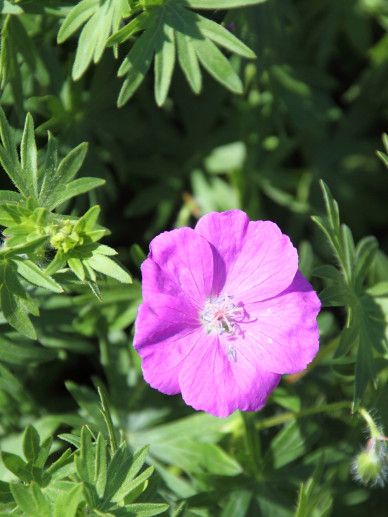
[200,295,243,336]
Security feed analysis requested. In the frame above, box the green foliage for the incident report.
[312,181,388,409]
[0,109,131,338]
[0,393,168,516]
[0,0,387,516]
[57,0,264,106]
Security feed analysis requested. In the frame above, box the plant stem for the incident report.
[240,411,263,480]
[255,401,352,430]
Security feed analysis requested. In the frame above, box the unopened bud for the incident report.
[352,440,387,487]
[352,409,388,487]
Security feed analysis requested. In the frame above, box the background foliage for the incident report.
[0,0,387,515]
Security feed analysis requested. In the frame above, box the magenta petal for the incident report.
[148,227,216,307]
[244,272,321,374]
[195,210,249,270]
[196,212,297,301]
[134,295,200,395]
[178,333,281,417]
[225,220,298,302]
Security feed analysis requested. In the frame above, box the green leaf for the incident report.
[54,142,88,185]
[0,190,20,203]
[1,452,31,481]
[0,335,58,365]
[20,113,38,198]
[319,180,340,234]
[117,14,160,107]
[14,259,63,293]
[102,444,133,502]
[123,503,169,517]
[193,38,243,94]
[0,282,36,339]
[187,0,268,7]
[0,107,24,194]
[75,205,100,232]
[154,24,176,106]
[267,422,311,469]
[0,480,12,504]
[176,31,202,93]
[72,9,104,80]
[195,14,255,58]
[95,433,108,498]
[46,177,105,210]
[87,254,132,283]
[68,258,86,281]
[22,425,41,463]
[46,447,72,476]
[111,446,150,502]
[57,0,99,43]
[10,482,51,517]
[75,426,95,483]
[53,484,83,517]
[2,235,48,258]
[221,490,252,517]
[107,12,150,47]
[354,236,378,285]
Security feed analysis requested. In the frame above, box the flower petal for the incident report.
[178,332,281,417]
[195,209,249,275]
[226,220,298,302]
[243,272,321,374]
[148,227,217,307]
[134,295,200,395]
[195,211,298,301]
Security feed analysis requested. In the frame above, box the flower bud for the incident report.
[352,408,388,488]
[352,441,386,487]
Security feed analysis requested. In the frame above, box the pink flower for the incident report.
[134,210,321,418]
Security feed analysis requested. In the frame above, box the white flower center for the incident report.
[200,295,243,336]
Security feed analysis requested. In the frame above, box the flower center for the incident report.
[200,295,243,336]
